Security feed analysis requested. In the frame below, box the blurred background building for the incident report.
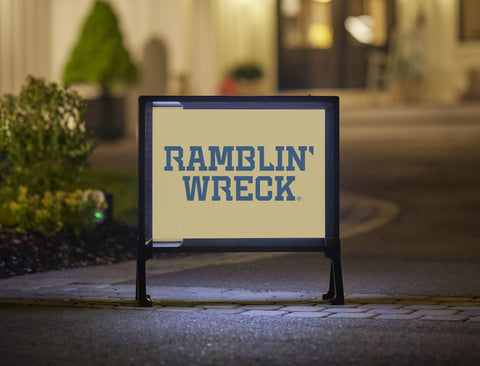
[1,0,479,138]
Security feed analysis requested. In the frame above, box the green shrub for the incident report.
[0,76,96,195]
[0,76,99,233]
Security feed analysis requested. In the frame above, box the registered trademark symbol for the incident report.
[297,196,302,201]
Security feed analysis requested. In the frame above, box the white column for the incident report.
[0,0,52,95]
[423,0,458,103]
[0,0,14,94]
[12,0,26,91]
[38,0,51,81]
[189,0,218,94]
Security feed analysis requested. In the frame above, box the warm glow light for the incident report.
[314,0,331,3]
[344,15,375,44]
[281,0,301,17]
[308,23,333,49]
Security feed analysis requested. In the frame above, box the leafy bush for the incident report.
[0,76,99,233]
[10,187,107,235]
[0,76,96,195]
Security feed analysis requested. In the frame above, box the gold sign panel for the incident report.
[152,108,326,241]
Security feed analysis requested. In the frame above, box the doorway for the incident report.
[278,0,394,89]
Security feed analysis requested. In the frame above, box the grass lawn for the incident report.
[83,168,137,227]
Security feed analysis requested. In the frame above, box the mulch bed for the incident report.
[0,222,138,278]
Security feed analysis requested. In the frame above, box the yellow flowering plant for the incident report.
[10,187,107,235]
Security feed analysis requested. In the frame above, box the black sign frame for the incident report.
[137,96,343,306]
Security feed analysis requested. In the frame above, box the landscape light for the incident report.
[94,211,105,220]
[90,190,113,224]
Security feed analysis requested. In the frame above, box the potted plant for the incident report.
[220,62,263,95]
[63,0,138,139]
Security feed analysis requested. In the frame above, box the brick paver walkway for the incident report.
[1,292,478,322]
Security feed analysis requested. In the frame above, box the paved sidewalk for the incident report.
[1,250,479,322]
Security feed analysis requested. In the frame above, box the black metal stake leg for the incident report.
[323,237,345,305]
[322,262,335,301]
[136,257,153,307]
[330,255,344,305]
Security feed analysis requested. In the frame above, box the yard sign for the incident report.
[137,96,343,306]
